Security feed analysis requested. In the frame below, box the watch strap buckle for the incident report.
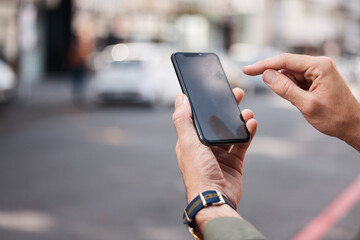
[212,190,225,206]
[187,224,202,240]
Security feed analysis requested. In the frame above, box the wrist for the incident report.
[195,204,241,233]
[342,103,360,152]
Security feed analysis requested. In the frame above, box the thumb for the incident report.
[263,69,308,106]
[172,94,199,143]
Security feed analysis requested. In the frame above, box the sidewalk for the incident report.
[0,76,88,131]
[17,76,73,106]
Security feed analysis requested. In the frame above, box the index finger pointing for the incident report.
[243,53,314,76]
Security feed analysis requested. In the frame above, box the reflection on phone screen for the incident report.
[174,53,248,143]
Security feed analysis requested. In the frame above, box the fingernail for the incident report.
[243,65,252,71]
[263,70,277,85]
[175,95,183,107]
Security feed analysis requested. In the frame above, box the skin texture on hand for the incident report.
[172,88,257,232]
[243,53,360,151]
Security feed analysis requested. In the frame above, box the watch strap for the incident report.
[183,190,236,238]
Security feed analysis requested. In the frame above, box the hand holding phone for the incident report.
[172,89,258,232]
[171,52,250,145]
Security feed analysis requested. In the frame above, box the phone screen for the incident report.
[172,52,249,145]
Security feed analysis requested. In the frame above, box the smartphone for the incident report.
[171,52,250,145]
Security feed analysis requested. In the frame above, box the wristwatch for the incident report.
[183,190,235,239]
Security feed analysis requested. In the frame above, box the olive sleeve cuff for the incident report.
[204,217,266,240]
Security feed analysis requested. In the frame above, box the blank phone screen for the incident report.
[173,53,249,144]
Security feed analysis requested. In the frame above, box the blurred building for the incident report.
[0,0,20,67]
[0,0,72,85]
[73,0,271,52]
[73,0,360,54]
[0,0,359,78]
[272,0,360,56]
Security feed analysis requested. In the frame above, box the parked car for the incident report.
[89,60,158,106]
[0,59,16,104]
[89,43,181,107]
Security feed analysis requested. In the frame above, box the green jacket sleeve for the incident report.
[354,227,360,240]
[204,217,266,240]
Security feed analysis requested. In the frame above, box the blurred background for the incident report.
[0,0,359,239]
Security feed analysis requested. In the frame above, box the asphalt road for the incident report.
[0,85,359,240]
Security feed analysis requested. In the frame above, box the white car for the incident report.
[89,43,182,107]
[0,59,16,104]
[89,60,158,106]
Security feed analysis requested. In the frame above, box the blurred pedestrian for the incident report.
[172,53,360,239]
[67,25,95,104]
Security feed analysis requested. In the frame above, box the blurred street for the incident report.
[0,81,359,240]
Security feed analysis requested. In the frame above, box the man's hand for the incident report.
[172,88,257,231]
[243,53,360,151]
